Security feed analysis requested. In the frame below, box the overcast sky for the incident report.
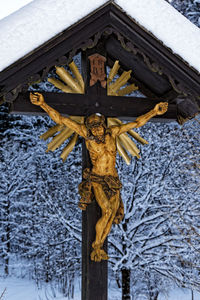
[0,0,33,20]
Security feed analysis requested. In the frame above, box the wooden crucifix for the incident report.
[14,51,171,300]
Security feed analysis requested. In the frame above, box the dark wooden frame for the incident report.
[0,1,199,105]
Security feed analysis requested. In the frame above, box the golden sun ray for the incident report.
[107,60,138,96]
[41,61,85,161]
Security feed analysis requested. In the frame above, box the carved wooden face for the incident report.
[86,114,106,137]
[90,125,104,137]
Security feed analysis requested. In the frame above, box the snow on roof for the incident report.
[116,0,200,73]
[0,0,200,74]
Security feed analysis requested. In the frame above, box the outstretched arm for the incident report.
[30,92,86,137]
[111,102,168,136]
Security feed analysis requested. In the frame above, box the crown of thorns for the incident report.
[85,114,106,129]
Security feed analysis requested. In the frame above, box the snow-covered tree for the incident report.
[0,105,83,296]
[109,118,200,299]
[166,0,200,27]
[0,107,37,274]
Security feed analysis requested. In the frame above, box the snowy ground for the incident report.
[158,289,200,300]
[0,276,81,300]
[0,276,121,300]
[0,276,200,300]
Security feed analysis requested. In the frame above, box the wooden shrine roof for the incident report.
[0,1,199,123]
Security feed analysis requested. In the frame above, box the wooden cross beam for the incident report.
[10,90,177,121]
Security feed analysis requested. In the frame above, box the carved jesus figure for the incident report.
[30,92,168,262]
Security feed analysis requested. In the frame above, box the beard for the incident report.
[89,133,105,144]
[87,127,111,144]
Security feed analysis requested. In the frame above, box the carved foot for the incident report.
[90,248,109,262]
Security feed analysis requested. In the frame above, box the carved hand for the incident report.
[154,102,168,115]
[30,92,44,106]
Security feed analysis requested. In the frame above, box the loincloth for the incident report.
[78,168,124,224]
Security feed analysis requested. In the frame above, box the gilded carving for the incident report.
[30,92,168,261]
[107,60,138,96]
[46,59,143,164]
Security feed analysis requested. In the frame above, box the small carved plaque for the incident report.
[88,53,107,88]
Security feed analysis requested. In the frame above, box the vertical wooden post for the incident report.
[81,49,108,300]
[82,141,108,300]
